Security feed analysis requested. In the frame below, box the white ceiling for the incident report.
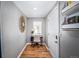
[14,1,56,17]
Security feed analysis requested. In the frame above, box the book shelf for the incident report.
[61,1,79,30]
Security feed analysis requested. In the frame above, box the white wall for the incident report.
[46,2,59,57]
[27,18,46,43]
[1,2,27,57]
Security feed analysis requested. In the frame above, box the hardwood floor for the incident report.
[20,44,52,58]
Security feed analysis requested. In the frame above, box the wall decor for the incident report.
[19,16,25,32]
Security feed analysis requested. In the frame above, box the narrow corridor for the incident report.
[20,44,52,58]
[1,1,79,58]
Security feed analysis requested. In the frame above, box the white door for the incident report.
[47,3,59,58]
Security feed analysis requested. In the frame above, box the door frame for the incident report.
[58,1,60,58]
[0,42,1,58]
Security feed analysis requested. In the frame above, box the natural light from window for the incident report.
[33,21,42,35]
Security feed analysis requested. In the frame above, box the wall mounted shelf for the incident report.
[62,2,79,15]
[62,23,79,29]
[61,2,79,30]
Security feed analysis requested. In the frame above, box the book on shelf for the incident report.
[62,16,79,25]
[62,1,73,9]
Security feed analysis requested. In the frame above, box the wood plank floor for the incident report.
[20,44,52,58]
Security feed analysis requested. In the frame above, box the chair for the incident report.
[40,36,43,46]
[30,36,34,47]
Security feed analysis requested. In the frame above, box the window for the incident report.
[33,21,42,35]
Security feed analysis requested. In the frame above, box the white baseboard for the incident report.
[44,43,53,58]
[43,43,49,50]
[17,43,30,58]
[48,46,54,58]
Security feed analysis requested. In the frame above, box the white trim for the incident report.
[48,47,54,58]
[43,43,48,50]
[44,43,53,57]
[17,43,30,58]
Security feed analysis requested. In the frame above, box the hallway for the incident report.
[20,44,52,58]
[0,1,79,58]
